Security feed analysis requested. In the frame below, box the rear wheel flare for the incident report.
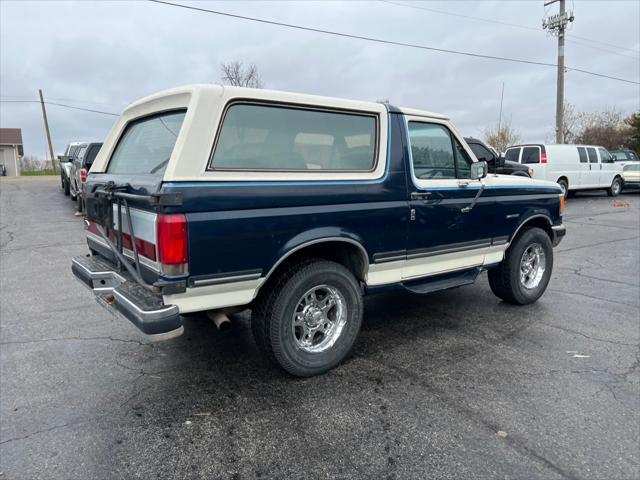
[251,259,363,377]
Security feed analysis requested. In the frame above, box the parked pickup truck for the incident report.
[72,85,566,376]
[464,137,533,177]
[69,142,103,211]
[59,142,83,196]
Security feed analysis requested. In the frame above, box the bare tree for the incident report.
[482,118,521,153]
[220,61,262,88]
[20,156,37,171]
[575,107,631,150]
[561,102,581,143]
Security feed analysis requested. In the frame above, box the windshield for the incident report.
[107,110,186,176]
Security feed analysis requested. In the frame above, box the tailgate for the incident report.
[83,179,185,288]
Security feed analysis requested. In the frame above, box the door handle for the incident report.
[411,191,432,200]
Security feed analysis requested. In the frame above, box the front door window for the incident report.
[408,122,456,179]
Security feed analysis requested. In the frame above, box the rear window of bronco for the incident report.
[210,103,377,171]
[107,110,186,176]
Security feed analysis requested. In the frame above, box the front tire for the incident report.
[607,177,622,197]
[251,259,363,377]
[488,227,553,305]
[63,178,70,196]
[557,178,569,199]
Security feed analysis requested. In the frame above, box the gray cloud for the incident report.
[1,0,638,158]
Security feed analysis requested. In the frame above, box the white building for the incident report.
[0,128,23,176]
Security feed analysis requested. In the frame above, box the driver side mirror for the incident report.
[471,161,488,180]
[58,155,71,163]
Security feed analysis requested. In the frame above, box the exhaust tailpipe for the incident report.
[207,311,232,332]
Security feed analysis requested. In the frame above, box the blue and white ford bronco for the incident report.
[72,84,566,376]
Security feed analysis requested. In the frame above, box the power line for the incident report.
[380,0,540,32]
[148,0,639,85]
[1,95,126,108]
[46,101,119,116]
[0,99,119,116]
[380,0,640,58]
[566,37,640,60]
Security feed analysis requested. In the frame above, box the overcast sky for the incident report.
[1,0,639,158]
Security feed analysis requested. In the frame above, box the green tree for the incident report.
[625,112,640,153]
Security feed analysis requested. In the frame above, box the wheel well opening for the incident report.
[513,217,553,244]
[262,241,368,290]
[557,176,568,185]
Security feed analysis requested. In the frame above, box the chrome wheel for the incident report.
[292,285,347,353]
[520,243,546,289]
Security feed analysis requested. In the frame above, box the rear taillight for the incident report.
[80,168,88,184]
[157,214,188,275]
[541,152,548,164]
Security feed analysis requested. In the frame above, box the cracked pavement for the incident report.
[1,176,638,480]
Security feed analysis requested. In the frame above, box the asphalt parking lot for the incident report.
[1,176,638,480]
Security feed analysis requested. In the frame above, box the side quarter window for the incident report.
[521,146,540,164]
[587,147,598,163]
[211,103,377,171]
[577,147,588,163]
[408,122,456,180]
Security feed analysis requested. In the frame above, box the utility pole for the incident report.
[497,81,505,133]
[543,0,574,144]
[38,89,56,172]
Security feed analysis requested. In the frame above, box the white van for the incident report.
[504,144,623,198]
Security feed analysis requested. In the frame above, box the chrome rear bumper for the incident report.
[71,255,183,341]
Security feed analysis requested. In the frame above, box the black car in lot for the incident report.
[610,149,639,162]
[464,137,532,177]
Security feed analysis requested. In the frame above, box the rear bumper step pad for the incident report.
[72,255,183,341]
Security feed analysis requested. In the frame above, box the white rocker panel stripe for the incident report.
[164,278,261,313]
[367,244,507,286]
[164,245,508,313]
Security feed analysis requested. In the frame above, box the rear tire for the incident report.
[488,227,553,305]
[251,259,363,377]
[557,179,569,199]
[607,177,622,197]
